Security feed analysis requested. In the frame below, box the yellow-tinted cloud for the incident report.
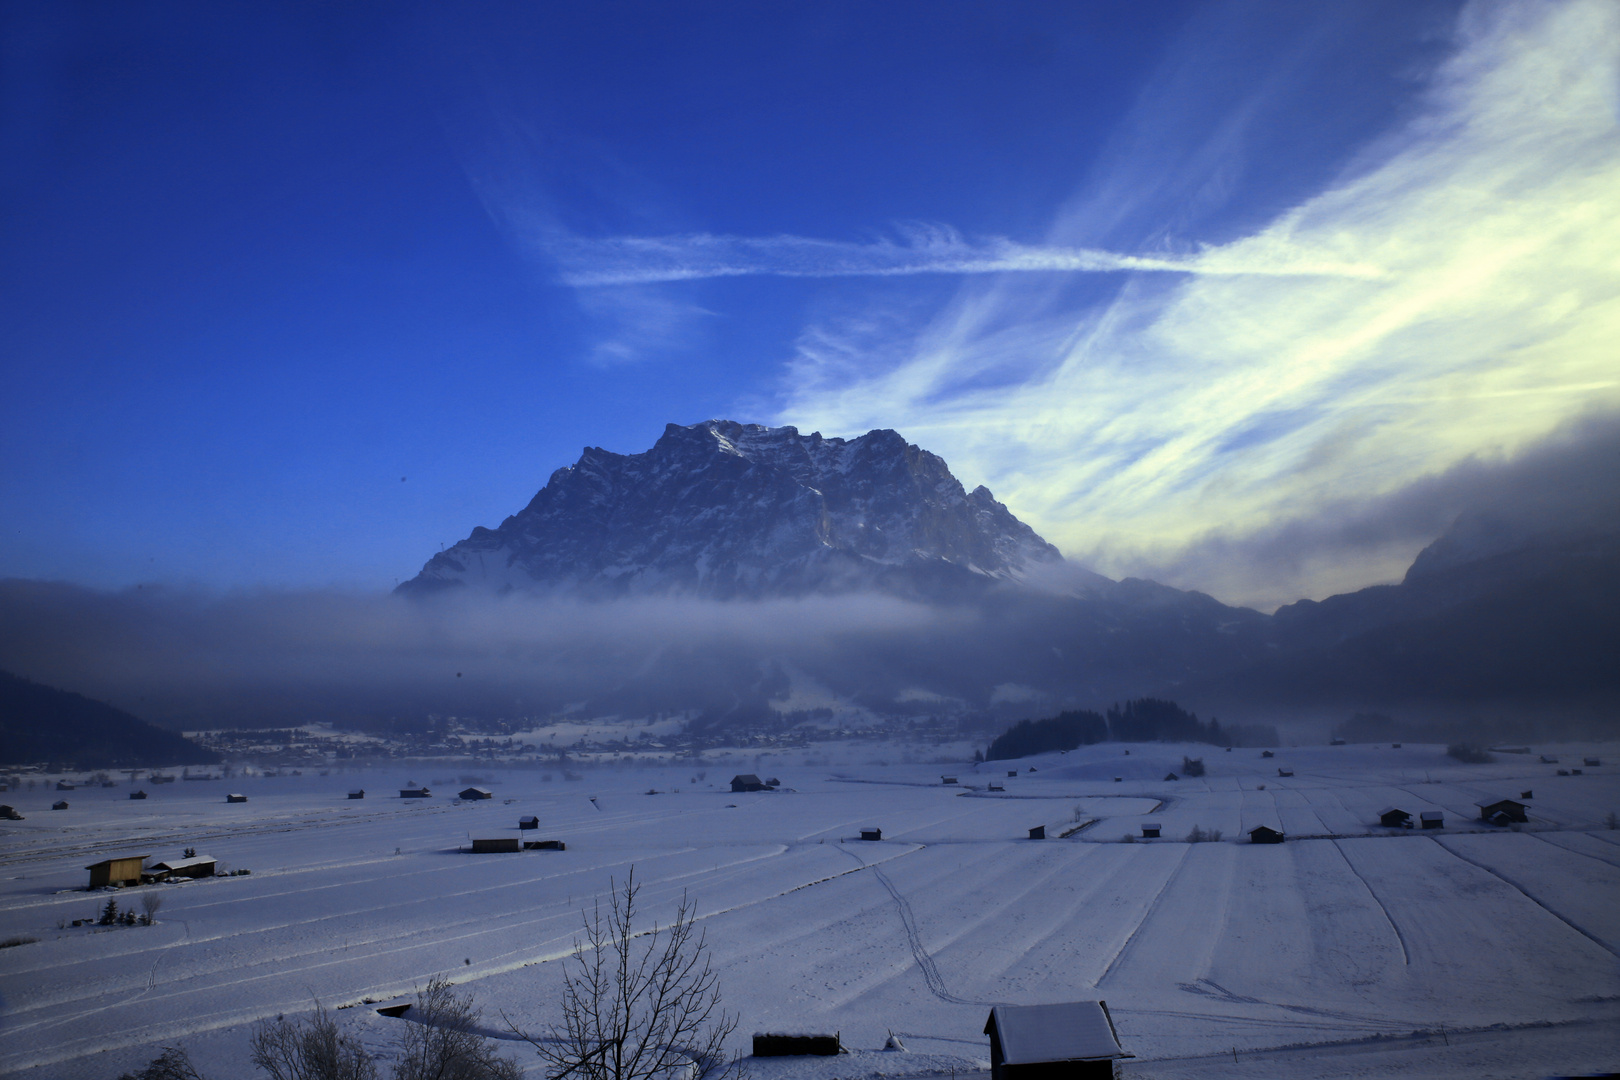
[776,0,1620,607]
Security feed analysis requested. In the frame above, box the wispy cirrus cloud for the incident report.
[548,223,1383,286]
[772,0,1620,609]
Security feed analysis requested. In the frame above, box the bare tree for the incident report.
[511,870,742,1080]
[393,976,521,1080]
[250,1003,377,1080]
[118,1046,207,1080]
[141,890,165,924]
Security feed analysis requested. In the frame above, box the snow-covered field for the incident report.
[2,741,1617,1079]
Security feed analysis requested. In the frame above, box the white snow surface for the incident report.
[1,741,1617,1079]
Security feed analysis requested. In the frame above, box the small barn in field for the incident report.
[1378,807,1412,828]
[150,854,216,879]
[129,790,147,799]
[1028,825,1046,840]
[1277,768,1294,777]
[348,790,365,799]
[1248,825,1285,844]
[1420,810,1444,829]
[859,827,882,841]
[1477,798,1528,824]
[52,800,69,810]
[1141,822,1161,838]
[459,787,493,801]
[470,837,520,853]
[731,775,766,793]
[983,1002,1130,1080]
[56,780,75,791]
[1584,757,1601,767]
[227,793,248,803]
[518,816,539,830]
[87,855,149,888]
[400,787,431,799]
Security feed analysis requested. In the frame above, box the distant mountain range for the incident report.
[398,420,1620,728]
[0,669,219,768]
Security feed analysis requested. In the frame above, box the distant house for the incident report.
[942,776,959,785]
[226,794,248,803]
[0,805,22,820]
[1028,825,1046,840]
[52,800,69,810]
[348,790,365,799]
[459,787,493,801]
[859,828,882,841]
[1141,822,1161,838]
[987,783,1005,792]
[56,780,75,791]
[983,1002,1130,1080]
[752,1033,841,1057]
[149,854,216,879]
[1477,798,1528,824]
[525,839,566,850]
[86,854,148,888]
[1378,807,1412,828]
[1540,755,1558,764]
[400,787,431,799]
[1420,810,1444,829]
[730,774,766,793]
[1261,751,1274,758]
[129,790,148,799]
[1007,770,1018,778]
[1519,790,1533,800]
[1277,768,1294,777]
[766,778,781,788]
[470,837,520,853]
[518,816,539,830]
[1248,825,1285,844]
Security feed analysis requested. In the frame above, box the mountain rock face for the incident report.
[400,421,1062,599]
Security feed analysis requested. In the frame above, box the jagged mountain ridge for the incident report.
[400,420,1063,599]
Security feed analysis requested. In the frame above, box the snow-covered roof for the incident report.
[1420,810,1443,819]
[150,855,215,872]
[1379,806,1408,816]
[984,1002,1128,1064]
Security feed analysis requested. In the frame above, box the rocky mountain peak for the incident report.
[399,420,1062,599]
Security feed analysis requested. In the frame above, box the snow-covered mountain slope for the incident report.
[399,421,1062,599]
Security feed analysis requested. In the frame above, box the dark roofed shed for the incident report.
[983,1002,1130,1080]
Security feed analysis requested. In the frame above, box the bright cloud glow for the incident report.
[771,0,1620,609]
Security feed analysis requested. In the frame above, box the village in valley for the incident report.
[1,734,1616,1079]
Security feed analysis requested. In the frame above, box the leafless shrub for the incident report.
[0,934,39,948]
[118,1046,207,1080]
[392,977,520,1080]
[510,869,744,1080]
[142,891,165,923]
[250,1003,377,1080]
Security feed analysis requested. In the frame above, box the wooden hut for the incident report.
[52,800,69,810]
[1028,825,1046,840]
[1378,807,1412,828]
[149,854,216,879]
[459,787,494,800]
[86,854,148,888]
[1584,757,1601,767]
[1261,750,1274,758]
[730,774,766,793]
[399,787,431,799]
[226,794,248,803]
[1140,822,1161,838]
[348,790,365,799]
[525,839,567,850]
[470,837,520,853]
[1248,825,1285,844]
[1276,768,1293,777]
[0,805,22,820]
[983,1002,1130,1080]
[518,816,539,830]
[858,827,884,841]
[1007,770,1019,778]
[56,780,75,791]
[129,790,148,799]
[1476,798,1528,824]
[752,1033,841,1057]
[1420,810,1444,829]
[942,776,959,785]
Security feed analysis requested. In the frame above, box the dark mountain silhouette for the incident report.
[0,668,219,768]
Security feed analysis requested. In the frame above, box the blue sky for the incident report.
[3,1,1615,608]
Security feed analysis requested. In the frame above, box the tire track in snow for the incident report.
[1329,839,1410,966]
[1432,837,1620,960]
[1094,843,1192,986]
[1531,831,1620,870]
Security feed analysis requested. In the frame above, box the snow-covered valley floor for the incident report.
[2,741,1617,1079]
